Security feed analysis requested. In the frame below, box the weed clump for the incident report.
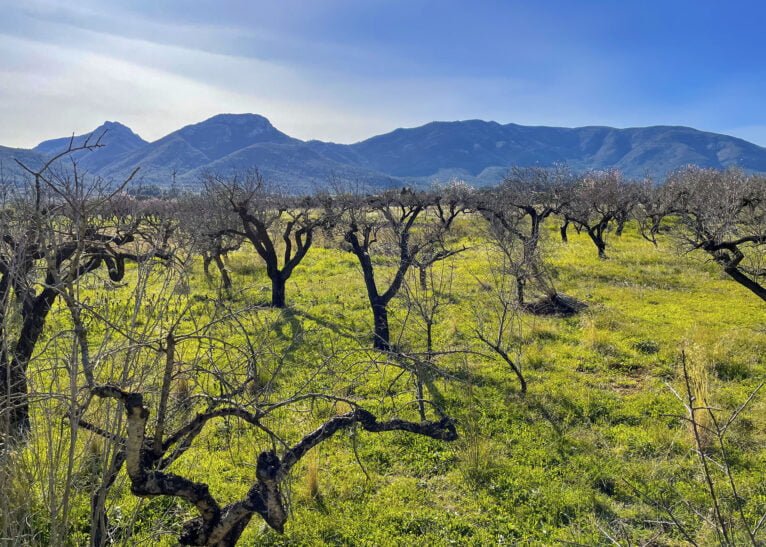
[524,293,587,316]
[633,339,660,355]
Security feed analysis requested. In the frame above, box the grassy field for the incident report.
[12,218,766,546]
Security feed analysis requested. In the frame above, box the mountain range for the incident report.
[3,113,766,191]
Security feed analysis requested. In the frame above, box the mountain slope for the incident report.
[33,121,147,174]
[181,142,396,191]
[348,121,766,180]
[2,114,765,189]
[0,145,46,178]
[99,114,298,183]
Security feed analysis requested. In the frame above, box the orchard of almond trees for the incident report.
[1,149,764,545]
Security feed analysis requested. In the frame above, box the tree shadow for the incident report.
[523,393,582,458]
[270,307,305,359]
[288,308,363,344]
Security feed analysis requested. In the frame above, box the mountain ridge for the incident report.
[31,121,148,174]
[2,114,765,189]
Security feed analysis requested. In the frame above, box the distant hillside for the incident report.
[3,114,766,189]
[346,121,766,180]
[0,145,45,177]
[33,121,148,174]
[97,114,298,184]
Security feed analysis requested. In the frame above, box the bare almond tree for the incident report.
[668,167,766,302]
[338,189,425,351]
[1,145,168,440]
[477,166,572,307]
[178,193,243,291]
[203,172,329,307]
[474,253,527,394]
[562,169,627,259]
[412,181,472,290]
[88,384,455,545]
[633,177,674,246]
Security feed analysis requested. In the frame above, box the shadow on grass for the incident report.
[288,308,365,344]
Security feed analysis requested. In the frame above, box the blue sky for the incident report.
[1,0,765,147]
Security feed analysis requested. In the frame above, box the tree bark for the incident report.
[719,257,766,302]
[270,274,287,309]
[202,253,213,281]
[615,217,626,237]
[1,286,58,437]
[213,254,232,291]
[372,301,390,351]
[596,239,607,259]
[587,228,607,259]
[1,357,30,437]
[516,276,526,306]
[92,386,456,545]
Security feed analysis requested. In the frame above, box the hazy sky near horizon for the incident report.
[1,0,765,148]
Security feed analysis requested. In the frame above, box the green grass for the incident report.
[11,219,766,545]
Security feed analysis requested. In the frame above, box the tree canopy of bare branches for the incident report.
[668,166,766,301]
[1,143,169,439]
[203,172,330,307]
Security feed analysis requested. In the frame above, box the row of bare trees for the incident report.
[164,165,762,401]
[184,165,763,334]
